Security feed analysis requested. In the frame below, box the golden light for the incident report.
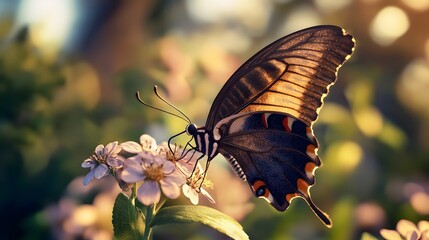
[401,0,429,11]
[314,0,352,13]
[280,6,321,33]
[370,6,410,46]
[354,107,383,137]
[327,141,363,173]
[185,0,272,35]
[71,205,98,227]
[17,0,77,58]
[396,59,429,119]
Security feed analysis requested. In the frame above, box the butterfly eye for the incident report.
[255,186,266,197]
[186,123,198,136]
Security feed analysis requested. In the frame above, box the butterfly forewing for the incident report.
[205,25,355,129]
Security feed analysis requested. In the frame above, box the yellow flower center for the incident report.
[144,163,165,181]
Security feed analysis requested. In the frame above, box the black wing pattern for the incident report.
[218,112,331,226]
[205,25,355,130]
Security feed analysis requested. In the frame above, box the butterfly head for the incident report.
[185,123,198,136]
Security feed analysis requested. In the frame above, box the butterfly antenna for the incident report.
[135,91,189,122]
[153,85,191,123]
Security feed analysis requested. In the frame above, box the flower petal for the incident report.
[160,177,181,199]
[162,160,176,174]
[81,159,96,168]
[94,144,104,156]
[165,171,187,186]
[200,188,216,204]
[380,229,402,240]
[419,221,429,233]
[406,230,420,240]
[94,164,109,179]
[397,219,418,237]
[140,134,157,151]
[120,141,143,154]
[182,184,199,205]
[104,141,120,156]
[121,159,145,183]
[107,157,123,168]
[138,181,161,205]
[83,169,96,186]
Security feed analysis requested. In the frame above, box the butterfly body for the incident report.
[184,25,355,227]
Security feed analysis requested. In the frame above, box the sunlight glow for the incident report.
[401,0,429,11]
[314,0,352,13]
[17,0,76,57]
[354,107,383,137]
[280,5,322,33]
[185,0,272,35]
[332,141,363,172]
[370,6,409,46]
[397,59,429,118]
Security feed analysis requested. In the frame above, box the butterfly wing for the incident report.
[218,112,331,226]
[205,25,355,131]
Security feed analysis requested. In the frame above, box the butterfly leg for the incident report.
[188,153,205,181]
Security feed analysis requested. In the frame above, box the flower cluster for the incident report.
[81,134,214,206]
[380,219,429,240]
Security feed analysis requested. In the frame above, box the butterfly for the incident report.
[157,25,355,227]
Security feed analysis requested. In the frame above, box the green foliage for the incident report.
[151,205,249,240]
[112,193,145,240]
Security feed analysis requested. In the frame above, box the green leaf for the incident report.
[150,205,249,240]
[112,192,145,240]
[361,232,379,240]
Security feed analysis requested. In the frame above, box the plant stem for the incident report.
[142,204,154,240]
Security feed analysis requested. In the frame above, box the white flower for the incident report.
[81,141,122,186]
[381,219,429,240]
[121,152,186,206]
[120,134,157,154]
[182,163,215,205]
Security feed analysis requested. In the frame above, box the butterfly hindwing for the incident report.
[218,112,331,226]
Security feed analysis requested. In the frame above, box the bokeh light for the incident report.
[370,6,410,46]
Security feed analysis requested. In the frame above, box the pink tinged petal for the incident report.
[81,159,96,168]
[397,219,419,237]
[94,164,109,179]
[164,172,186,186]
[182,184,199,205]
[120,141,143,154]
[140,134,157,150]
[162,161,176,174]
[419,221,429,233]
[104,141,119,156]
[160,178,181,199]
[152,155,167,166]
[107,157,123,167]
[83,169,96,186]
[138,181,161,206]
[406,230,420,240]
[200,188,216,204]
[421,230,429,240]
[94,144,105,156]
[121,160,145,183]
[380,229,402,240]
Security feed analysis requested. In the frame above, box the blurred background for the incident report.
[1,0,429,239]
